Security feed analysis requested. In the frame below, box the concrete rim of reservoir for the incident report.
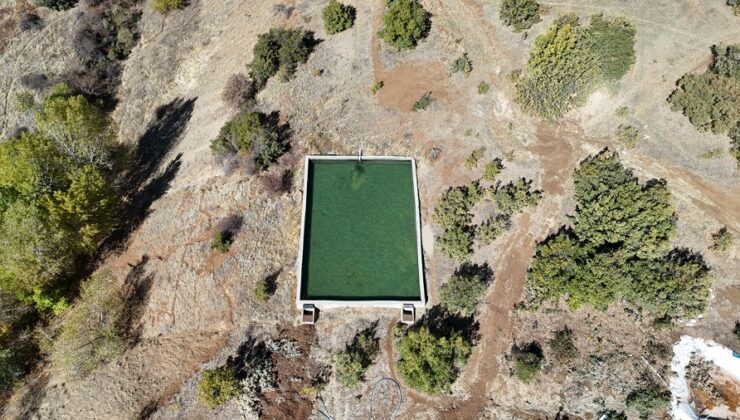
[296,155,426,309]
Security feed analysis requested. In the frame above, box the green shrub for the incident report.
[731,124,740,164]
[626,379,670,419]
[615,106,630,117]
[512,342,543,383]
[198,367,241,409]
[482,158,503,181]
[370,80,384,95]
[710,226,733,252]
[48,272,124,379]
[526,150,712,320]
[465,147,485,169]
[549,327,578,362]
[379,0,431,50]
[616,124,639,148]
[585,14,637,81]
[433,182,482,230]
[475,215,509,245]
[499,0,541,32]
[0,348,25,393]
[209,110,286,170]
[249,28,316,88]
[477,81,490,95]
[323,0,356,34]
[211,231,233,253]
[730,0,740,15]
[669,44,740,160]
[515,14,635,118]
[334,328,379,386]
[152,0,185,13]
[13,92,35,112]
[450,53,473,75]
[436,228,474,261]
[396,326,471,394]
[412,92,434,111]
[700,148,724,159]
[439,265,490,315]
[490,178,542,215]
[33,0,77,10]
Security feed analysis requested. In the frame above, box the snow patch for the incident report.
[670,336,740,419]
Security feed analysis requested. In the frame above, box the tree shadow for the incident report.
[121,255,155,346]
[262,270,281,297]
[417,305,479,344]
[227,335,270,381]
[1,371,48,419]
[454,262,493,284]
[102,98,196,254]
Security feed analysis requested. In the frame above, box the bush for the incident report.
[734,320,740,341]
[19,10,44,32]
[512,342,543,383]
[221,74,256,110]
[710,226,733,252]
[323,0,356,35]
[526,150,712,320]
[198,367,241,409]
[669,44,740,164]
[549,327,578,362]
[585,14,637,81]
[370,80,384,95]
[211,231,233,253]
[48,272,124,379]
[209,110,287,171]
[0,348,25,393]
[490,178,541,215]
[515,14,635,118]
[439,264,491,315]
[731,124,740,164]
[476,215,510,246]
[499,0,541,32]
[730,0,740,15]
[152,0,185,13]
[450,53,472,75]
[33,0,77,10]
[13,92,35,112]
[615,106,630,117]
[436,228,474,261]
[464,147,485,169]
[396,326,471,394]
[70,0,141,98]
[412,92,434,111]
[616,124,639,148]
[379,0,431,50]
[249,28,316,88]
[334,328,379,386]
[477,80,490,95]
[626,379,670,419]
[482,158,503,181]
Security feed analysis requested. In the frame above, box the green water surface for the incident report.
[300,160,422,300]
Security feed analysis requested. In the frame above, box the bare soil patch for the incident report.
[259,325,318,420]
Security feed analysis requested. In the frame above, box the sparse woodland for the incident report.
[0,0,736,418]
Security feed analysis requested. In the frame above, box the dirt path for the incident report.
[370,0,452,112]
[438,123,577,418]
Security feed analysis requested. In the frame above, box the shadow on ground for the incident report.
[103,97,196,255]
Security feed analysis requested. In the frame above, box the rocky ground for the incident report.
[0,0,738,419]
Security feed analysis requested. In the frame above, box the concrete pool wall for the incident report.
[295,155,426,309]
